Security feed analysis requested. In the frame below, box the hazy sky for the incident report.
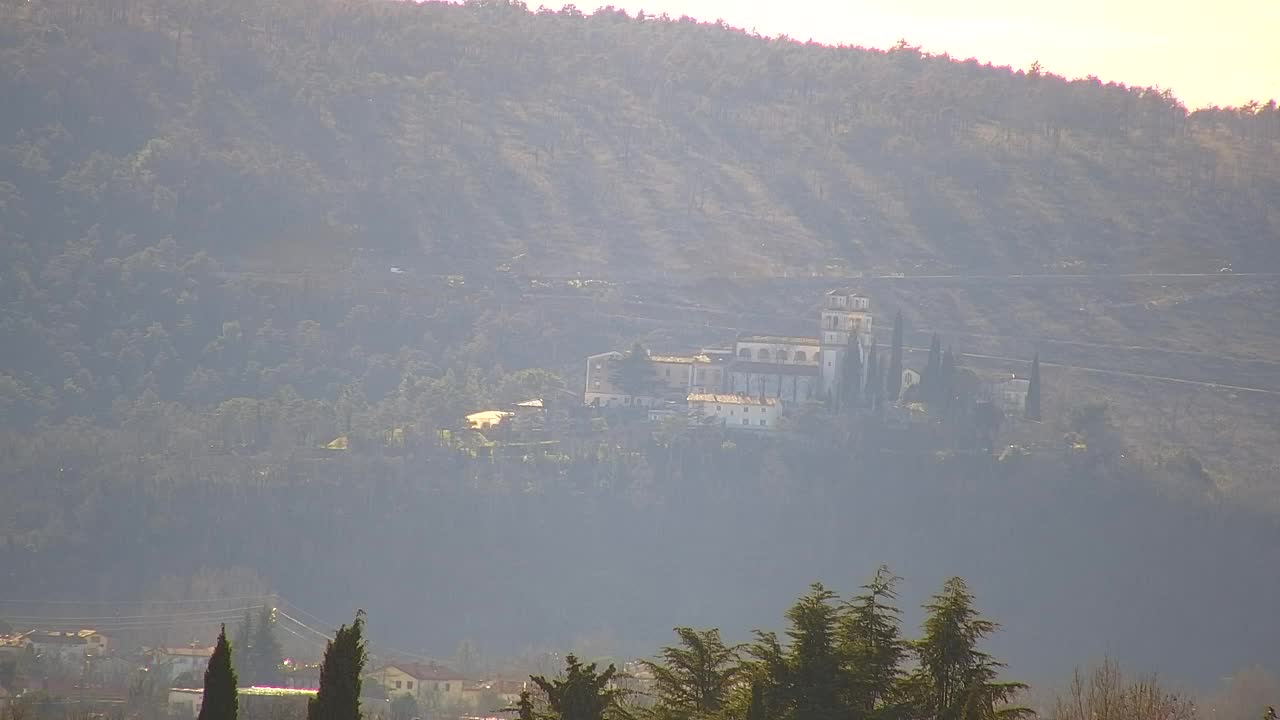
[597,0,1279,109]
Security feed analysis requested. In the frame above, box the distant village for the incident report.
[0,625,558,720]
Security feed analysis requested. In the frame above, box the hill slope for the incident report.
[2,0,1279,280]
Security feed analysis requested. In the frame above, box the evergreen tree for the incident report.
[198,626,238,720]
[642,627,741,719]
[1024,354,1041,421]
[744,680,768,720]
[911,579,1028,720]
[921,334,942,403]
[512,690,539,720]
[866,345,881,411]
[531,655,619,720]
[887,311,904,403]
[233,611,253,669]
[614,342,659,404]
[250,605,283,686]
[939,347,956,410]
[840,566,908,719]
[785,583,845,720]
[308,612,367,720]
[841,340,864,412]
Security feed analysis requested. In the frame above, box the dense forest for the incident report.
[2,0,1280,702]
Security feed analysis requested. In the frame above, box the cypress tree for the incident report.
[922,334,942,402]
[866,345,881,410]
[198,626,238,720]
[841,339,863,412]
[1025,354,1041,421]
[939,347,956,410]
[308,612,367,720]
[887,311,904,402]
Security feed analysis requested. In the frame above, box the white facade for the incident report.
[991,377,1029,415]
[818,290,874,399]
[732,336,820,365]
[688,393,780,430]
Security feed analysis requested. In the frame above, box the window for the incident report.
[738,348,751,358]
[395,681,403,689]
[407,681,414,690]
[760,419,767,426]
[757,349,770,360]
[776,350,788,361]
[742,418,749,425]
[795,351,807,362]
[716,405,721,411]
[445,683,451,693]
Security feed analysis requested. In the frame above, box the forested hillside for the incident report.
[3,0,1280,695]
[2,0,1279,282]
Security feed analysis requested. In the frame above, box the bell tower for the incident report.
[818,289,873,400]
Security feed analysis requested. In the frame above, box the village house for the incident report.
[462,678,531,710]
[688,393,781,430]
[28,630,112,662]
[368,662,469,706]
[987,374,1030,416]
[149,645,215,678]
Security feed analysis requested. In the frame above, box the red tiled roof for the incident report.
[380,662,468,681]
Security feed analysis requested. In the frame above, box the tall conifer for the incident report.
[912,579,1028,720]
[308,612,366,720]
[198,626,237,720]
[888,311,904,402]
[922,334,942,402]
[1025,354,1041,421]
[840,566,907,716]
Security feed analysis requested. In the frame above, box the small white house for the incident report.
[687,393,780,430]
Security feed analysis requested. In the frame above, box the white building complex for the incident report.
[583,289,876,428]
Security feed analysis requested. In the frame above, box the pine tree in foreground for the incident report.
[912,578,1029,720]
[308,611,367,720]
[198,625,238,720]
[531,655,619,720]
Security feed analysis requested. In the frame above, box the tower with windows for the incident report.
[818,289,873,400]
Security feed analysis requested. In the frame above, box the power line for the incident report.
[0,605,264,623]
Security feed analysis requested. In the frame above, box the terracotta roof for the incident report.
[380,662,469,681]
[157,647,214,658]
[737,335,820,346]
[688,393,781,406]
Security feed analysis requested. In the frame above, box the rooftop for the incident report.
[378,662,469,681]
[649,354,711,364]
[688,393,781,406]
[736,335,820,346]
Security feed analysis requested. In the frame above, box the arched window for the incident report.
[794,351,807,362]
[738,348,751,358]
[776,350,789,361]
[757,349,771,361]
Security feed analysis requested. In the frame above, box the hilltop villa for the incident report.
[584,289,876,420]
